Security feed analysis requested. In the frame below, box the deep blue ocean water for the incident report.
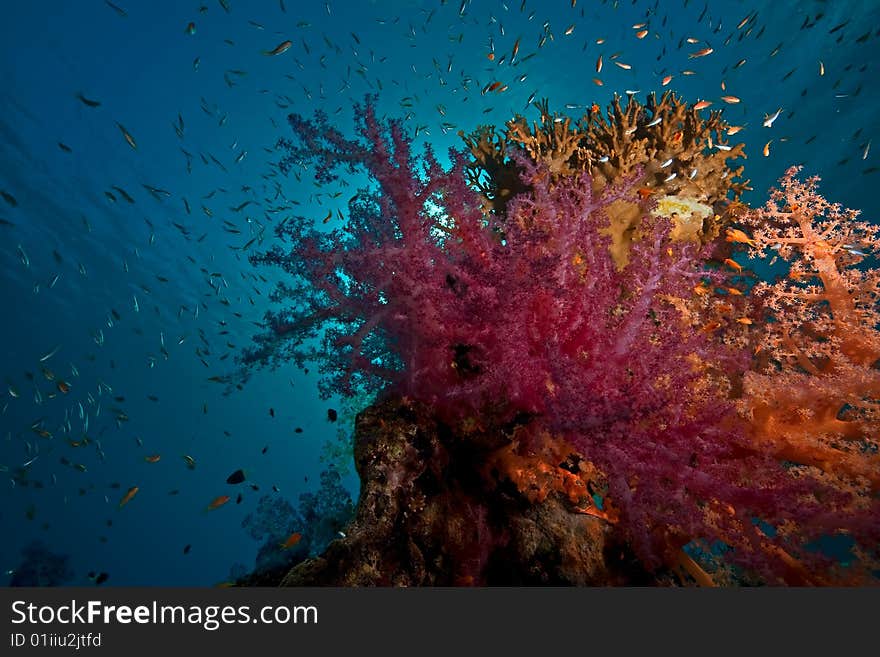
[0,0,878,586]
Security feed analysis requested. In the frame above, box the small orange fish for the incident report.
[689,47,714,59]
[661,74,673,86]
[590,103,600,113]
[614,61,632,70]
[736,317,753,325]
[263,40,292,56]
[720,95,741,104]
[279,532,302,549]
[726,287,743,296]
[486,52,495,61]
[726,125,745,135]
[596,54,603,73]
[56,380,71,394]
[725,228,755,246]
[694,282,710,295]
[723,258,743,272]
[206,495,230,511]
[487,81,502,92]
[763,140,772,157]
[119,486,139,508]
[511,37,520,60]
[637,187,654,200]
[593,78,603,86]
[636,29,648,39]
[144,454,161,463]
[702,321,722,332]
[693,100,712,110]
[671,130,683,144]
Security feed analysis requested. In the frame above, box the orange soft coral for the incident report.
[738,166,880,492]
[484,428,607,511]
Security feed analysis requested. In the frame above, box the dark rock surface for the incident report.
[281,398,655,586]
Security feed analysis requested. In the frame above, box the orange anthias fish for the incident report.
[693,100,713,110]
[263,40,292,56]
[724,258,743,272]
[279,532,302,549]
[725,228,755,247]
[206,495,231,511]
[688,47,714,59]
[119,486,139,508]
[144,454,161,463]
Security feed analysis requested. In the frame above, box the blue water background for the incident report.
[0,0,878,585]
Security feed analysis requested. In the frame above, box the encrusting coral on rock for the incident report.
[282,399,650,586]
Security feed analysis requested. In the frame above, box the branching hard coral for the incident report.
[506,98,593,179]
[738,167,880,496]
[462,92,749,268]
[458,125,529,216]
[581,91,749,204]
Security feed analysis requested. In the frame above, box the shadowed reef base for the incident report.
[280,398,658,586]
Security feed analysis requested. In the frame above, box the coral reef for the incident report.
[245,99,879,586]
[460,92,749,266]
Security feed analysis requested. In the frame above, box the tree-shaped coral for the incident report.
[731,168,880,580]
